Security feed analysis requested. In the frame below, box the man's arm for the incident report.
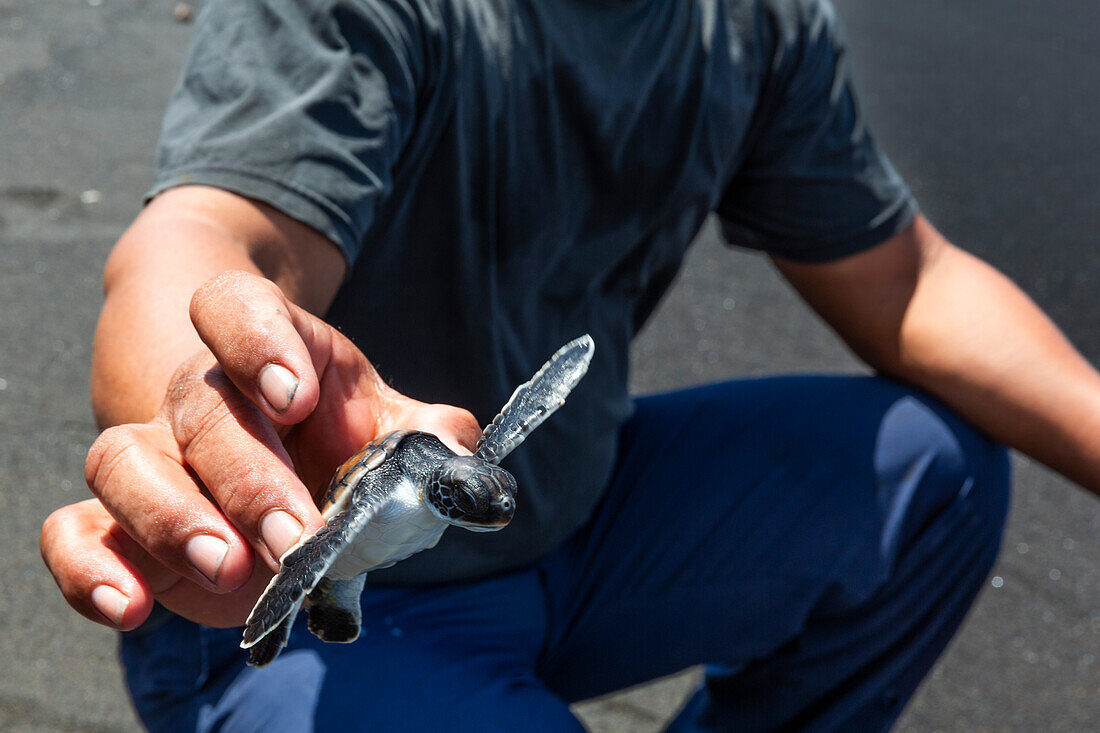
[92,185,347,427]
[775,213,1100,494]
[42,186,481,630]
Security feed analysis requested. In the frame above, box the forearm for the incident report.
[884,240,1100,493]
[93,209,255,426]
[777,215,1100,495]
[91,186,346,427]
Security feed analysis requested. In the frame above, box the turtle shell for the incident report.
[320,430,412,518]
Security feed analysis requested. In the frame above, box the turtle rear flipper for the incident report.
[307,574,367,643]
[475,335,594,465]
[241,498,382,666]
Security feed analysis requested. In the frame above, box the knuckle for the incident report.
[190,270,253,316]
[211,458,271,524]
[41,503,82,538]
[174,393,236,455]
[190,270,282,328]
[163,354,217,415]
[40,507,69,556]
[85,426,144,495]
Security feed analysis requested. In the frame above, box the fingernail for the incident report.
[185,534,230,585]
[259,363,298,413]
[91,585,129,626]
[261,510,303,560]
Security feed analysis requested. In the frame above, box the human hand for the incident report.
[41,271,481,630]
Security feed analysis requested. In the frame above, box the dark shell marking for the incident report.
[320,430,409,515]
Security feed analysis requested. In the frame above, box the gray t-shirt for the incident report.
[150,0,916,584]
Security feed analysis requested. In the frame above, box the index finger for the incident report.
[188,270,331,426]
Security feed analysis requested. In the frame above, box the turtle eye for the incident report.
[453,486,480,515]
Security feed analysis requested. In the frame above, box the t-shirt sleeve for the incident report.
[147,0,429,265]
[716,0,917,262]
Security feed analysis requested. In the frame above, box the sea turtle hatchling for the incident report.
[241,334,595,666]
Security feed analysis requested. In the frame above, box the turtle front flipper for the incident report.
[307,574,368,643]
[246,601,300,667]
[475,335,594,465]
[241,500,382,666]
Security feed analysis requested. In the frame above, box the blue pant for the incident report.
[120,376,1010,732]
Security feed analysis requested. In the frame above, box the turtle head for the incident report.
[423,456,516,531]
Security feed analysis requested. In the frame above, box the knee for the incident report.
[874,395,1011,563]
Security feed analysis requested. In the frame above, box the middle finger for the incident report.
[167,359,325,568]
